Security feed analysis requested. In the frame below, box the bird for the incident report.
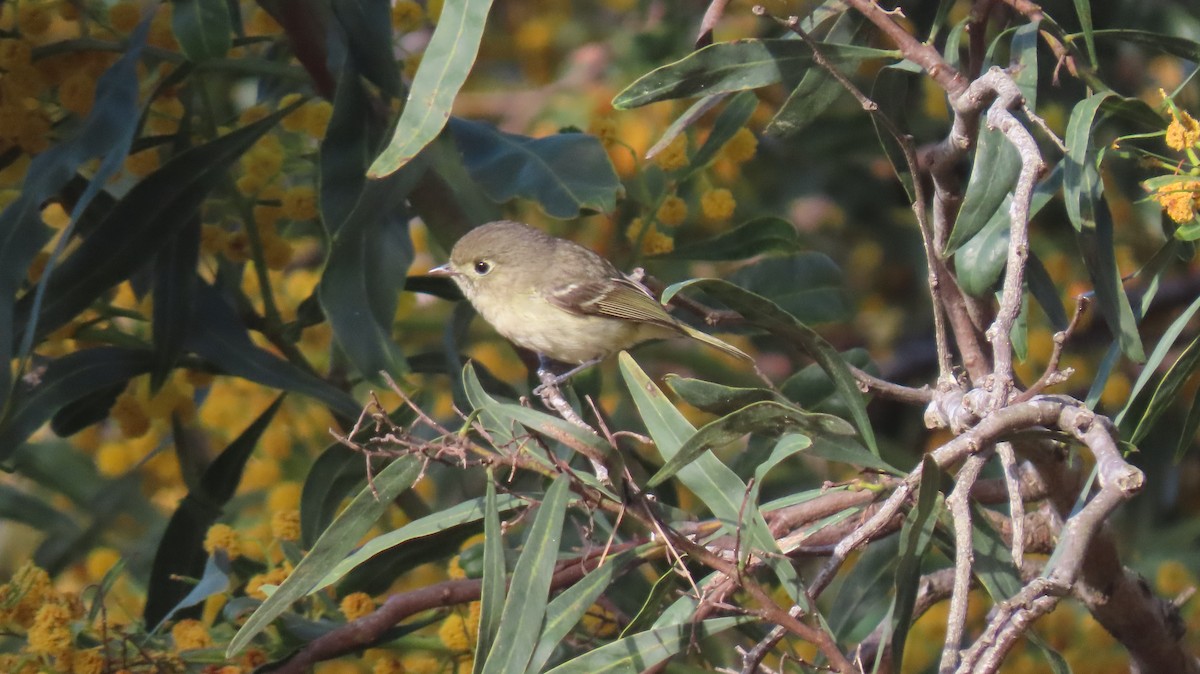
[428,220,750,388]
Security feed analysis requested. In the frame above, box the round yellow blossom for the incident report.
[373,655,406,674]
[147,96,185,135]
[438,612,472,653]
[236,172,266,196]
[111,392,151,439]
[625,217,646,244]
[465,601,480,642]
[0,39,33,68]
[700,188,736,220]
[640,224,674,256]
[41,202,70,229]
[403,53,423,81]
[59,73,97,117]
[17,3,54,36]
[239,104,270,126]
[456,658,474,674]
[278,93,307,132]
[426,0,444,22]
[282,185,318,221]
[392,0,424,33]
[270,509,301,542]
[268,481,303,512]
[1166,109,1200,151]
[1153,180,1200,224]
[246,565,291,600]
[95,442,136,477]
[341,592,376,621]
[71,648,106,674]
[203,523,242,560]
[302,100,333,139]
[27,602,73,655]
[0,562,53,627]
[170,618,212,651]
[1157,560,1195,597]
[653,134,689,172]
[241,457,281,492]
[721,127,758,164]
[655,195,687,227]
[447,556,466,580]
[588,115,618,148]
[84,547,121,582]
[124,148,160,177]
[107,1,141,32]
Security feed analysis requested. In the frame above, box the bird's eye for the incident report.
[474,260,492,275]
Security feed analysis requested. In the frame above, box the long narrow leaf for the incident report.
[368,0,494,176]
[542,617,748,674]
[481,475,571,674]
[227,457,421,656]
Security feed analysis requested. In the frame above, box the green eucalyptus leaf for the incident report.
[661,217,801,261]
[480,475,570,674]
[144,397,283,627]
[227,457,421,656]
[664,374,779,415]
[171,0,232,61]
[727,253,849,325]
[543,616,749,674]
[613,39,897,109]
[649,401,857,487]
[449,118,621,218]
[661,279,878,457]
[367,0,494,176]
[0,348,155,464]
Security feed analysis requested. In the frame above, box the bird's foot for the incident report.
[532,357,601,397]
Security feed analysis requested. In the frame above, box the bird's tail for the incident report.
[679,324,754,362]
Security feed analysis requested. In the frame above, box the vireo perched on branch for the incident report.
[429,220,750,386]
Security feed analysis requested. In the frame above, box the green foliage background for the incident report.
[0,0,1199,672]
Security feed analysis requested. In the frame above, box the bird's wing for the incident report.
[545,277,679,329]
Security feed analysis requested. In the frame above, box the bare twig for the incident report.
[940,451,990,673]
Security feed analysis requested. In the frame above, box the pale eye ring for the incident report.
[474,260,492,275]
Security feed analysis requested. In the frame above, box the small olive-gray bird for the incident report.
[429,220,750,384]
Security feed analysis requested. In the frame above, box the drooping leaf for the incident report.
[310,493,525,594]
[185,282,361,420]
[0,20,149,409]
[331,0,401,98]
[473,477,505,674]
[144,397,283,627]
[12,103,299,345]
[649,401,858,487]
[318,170,421,383]
[613,39,897,109]
[665,374,779,415]
[543,617,749,674]
[479,475,570,674]
[449,118,621,218]
[0,348,155,464]
[527,551,632,674]
[661,279,878,456]
[151,219,201,390]
[685,90,758,174]
[367,0,494,176]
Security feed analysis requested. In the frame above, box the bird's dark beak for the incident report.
[427,264,455,277]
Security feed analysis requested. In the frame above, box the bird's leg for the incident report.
[533,355,602,396]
